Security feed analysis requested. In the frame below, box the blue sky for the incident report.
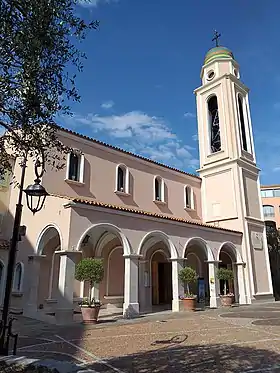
[59,0,280,185]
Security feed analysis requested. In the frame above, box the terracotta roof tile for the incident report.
[52,193,241,234]
[58,126,201,180]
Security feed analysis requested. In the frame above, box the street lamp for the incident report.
[0,122,49,355]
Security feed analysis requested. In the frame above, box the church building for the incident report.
[0,42,274,323]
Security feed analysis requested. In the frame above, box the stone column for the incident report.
[123,254,139,318]
[207,260,221,308]
[171,258,185,312]
[23,255,46,317]
[236,261,247,304]
[56,251,77,324]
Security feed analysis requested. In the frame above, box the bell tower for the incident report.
[194,32,274,303]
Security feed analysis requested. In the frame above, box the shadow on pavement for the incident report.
[87,343,280,372]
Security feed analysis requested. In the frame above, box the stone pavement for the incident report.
[6,303,280,372]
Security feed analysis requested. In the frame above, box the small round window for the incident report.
[207,70,215,81]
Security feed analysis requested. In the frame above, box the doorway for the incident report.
[151,252,172,306]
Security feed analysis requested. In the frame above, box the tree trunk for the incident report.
[186,283,190,296]
[223,281,227,295]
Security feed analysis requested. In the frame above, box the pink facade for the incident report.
[0,43,274,323]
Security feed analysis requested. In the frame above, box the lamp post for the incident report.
[0,122,49,355]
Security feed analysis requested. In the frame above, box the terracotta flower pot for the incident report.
[81,306,101,324]
[182,297,196,311]
[220,295,234,307]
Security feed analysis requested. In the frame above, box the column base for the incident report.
[172,299,180,312]
[55,308,74,325]
[209,296,221,308]
[123,302,139,318]
[239,294,250,305]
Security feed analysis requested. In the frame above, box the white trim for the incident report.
[183,237,214,261]
[184,185,194,209]
[115,164,129,194]
[76,223,132,256]
[106,246,123,296]
[137,230,178,259]
[12,262,24,292]
[153,175,165,202]
[65,150,85,183]
[36,224,63,255]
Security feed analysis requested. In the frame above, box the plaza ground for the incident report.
[6,303,280,372]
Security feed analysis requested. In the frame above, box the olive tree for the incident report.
[0,0,99,175]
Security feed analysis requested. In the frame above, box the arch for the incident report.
[137,231,178,259]
[36,224,63,255]
[115,163,129,193]
[183,237,214,261]
[150,249,169,262]
[76,223,132,257]
[13,262,23,292]
[217,241,243,263]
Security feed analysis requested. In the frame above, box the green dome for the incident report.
[204,46,234,65]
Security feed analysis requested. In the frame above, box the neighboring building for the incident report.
[0,43,274,323]
[261,185,280,228]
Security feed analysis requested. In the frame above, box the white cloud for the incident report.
[192,134,198,141]
[101,101,115,110]
[63,110,199,170]
[77,0,118,7]
[184,112,196,119]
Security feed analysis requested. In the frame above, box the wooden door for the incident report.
[152,261,159,305]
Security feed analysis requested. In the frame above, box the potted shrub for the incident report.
[178,266,198,311]
[217,267,234,306]
[75,258,104,324]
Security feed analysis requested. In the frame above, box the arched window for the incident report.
[184,186,194,209]
[208,95,221,153]
[115,164,129,193]
[237,95,248,152]
[13,263,23,292]
[154,176,164,202]
[67,151,84,183]
[117,166,125,192]
[263,205,275,218]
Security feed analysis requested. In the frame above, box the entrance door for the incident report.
[152,261,159,305]
[152,261,172,305]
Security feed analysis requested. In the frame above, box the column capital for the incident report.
[59,250,82,257]
[123,254,142,259]
[205,260,221,264]
[235,261,246,267]
[169,257,186,263]
[28,255,46,262]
